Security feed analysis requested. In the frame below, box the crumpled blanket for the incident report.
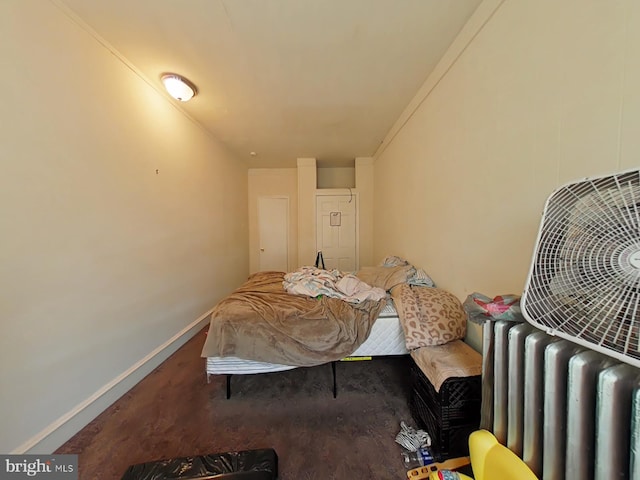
[283,266,386,303]
[379,256,435,287]
[201,271,386,366]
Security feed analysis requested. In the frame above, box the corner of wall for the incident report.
[297,158,317,268]
[355,157,374,266]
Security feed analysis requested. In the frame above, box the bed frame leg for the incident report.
[331,361,337,398]
[226,374,232,400]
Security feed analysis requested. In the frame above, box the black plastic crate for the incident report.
[409,359,481,461]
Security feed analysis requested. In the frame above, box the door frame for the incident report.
[314,190,359,271]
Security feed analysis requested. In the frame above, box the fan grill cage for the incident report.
[522,169,640,366]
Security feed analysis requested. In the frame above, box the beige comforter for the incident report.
[201,271,386,366]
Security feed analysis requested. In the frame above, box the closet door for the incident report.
[258,196,289,272]
[315,194,357,271]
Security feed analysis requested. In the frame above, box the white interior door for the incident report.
[316,194,357,271]
[258,196,289,272]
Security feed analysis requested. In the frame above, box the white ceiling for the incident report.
[60,0,481,168]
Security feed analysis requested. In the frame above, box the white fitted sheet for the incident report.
[205,304,408,376]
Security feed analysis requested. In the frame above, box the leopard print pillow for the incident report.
[392,284,466,349]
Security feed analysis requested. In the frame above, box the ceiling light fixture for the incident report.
[160,73,197,102]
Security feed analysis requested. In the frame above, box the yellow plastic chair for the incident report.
[412,430,538,480]
[466,430,537,480]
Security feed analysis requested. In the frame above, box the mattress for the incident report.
[206,299,408,377]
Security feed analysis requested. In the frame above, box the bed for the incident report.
[201,262,465,398]
[205,300,406,375]
[205,299,408,397]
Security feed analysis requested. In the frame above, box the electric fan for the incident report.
[521,168,640,368]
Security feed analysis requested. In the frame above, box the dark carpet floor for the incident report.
[56,328,416,479]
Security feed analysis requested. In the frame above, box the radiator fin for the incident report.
[565,351,615,480]
[480,322,494,431]
[543,340,582,480]
[595,365,639,480]
[631,389,640,480]
[522,331,558,477]
[507,323,534,457]
[493,321,513,444]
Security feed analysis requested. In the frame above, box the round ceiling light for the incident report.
[161,74,197,102]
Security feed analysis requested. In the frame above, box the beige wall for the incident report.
[0,1,248,453]
[317,167,356,189]
[373,0,640,349]
[355,157,375,267]
[248,168,298,273]
[297,158,317,268]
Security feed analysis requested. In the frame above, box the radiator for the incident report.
[481,321,640,480]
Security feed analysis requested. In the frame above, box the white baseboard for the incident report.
[14,309,213,454]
